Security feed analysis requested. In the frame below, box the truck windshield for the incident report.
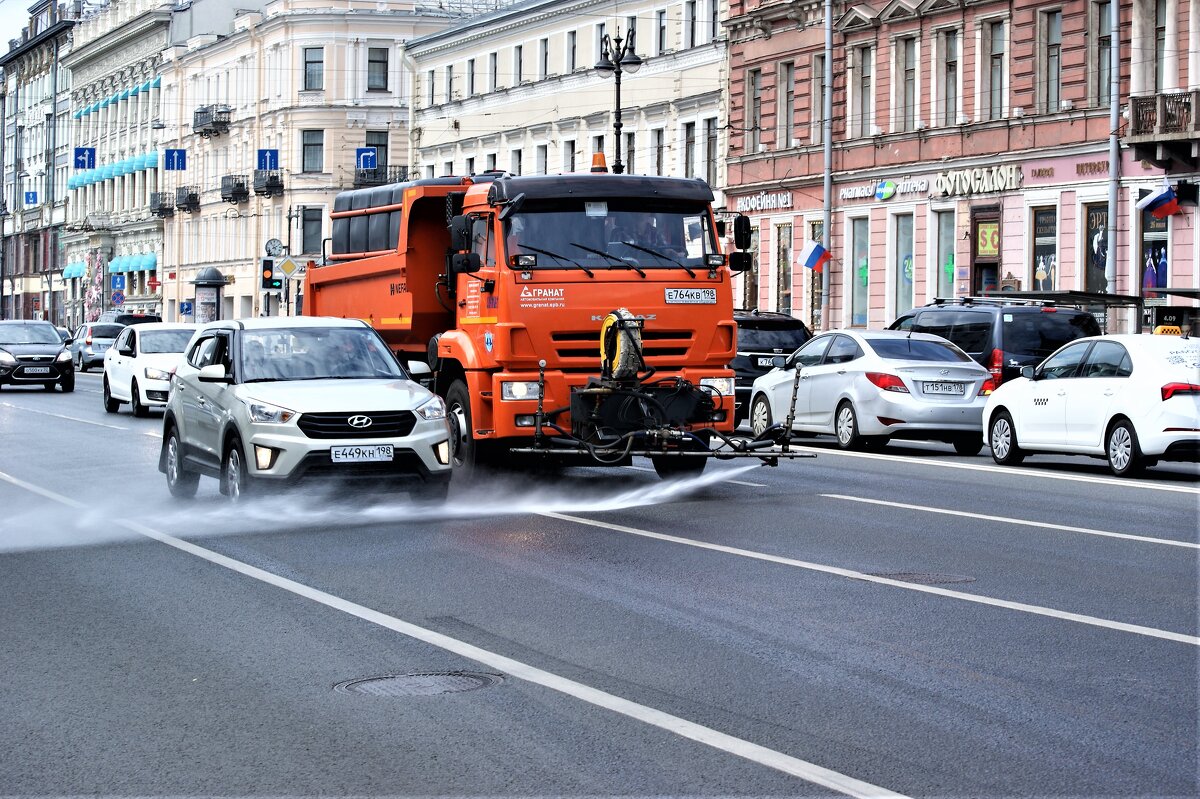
[504,200,717,271]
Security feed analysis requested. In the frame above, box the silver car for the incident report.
[70,322,126,371]
[748,329,993,454]
[159,317,453,501]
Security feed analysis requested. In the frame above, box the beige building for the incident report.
[405,0,729,207]
[157,0,455,321]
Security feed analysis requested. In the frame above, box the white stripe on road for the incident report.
[0,469,906,799]
[540,511,1199,647]
[0,401,128,431]
[821,493,1200,550]
[625,464,768,487]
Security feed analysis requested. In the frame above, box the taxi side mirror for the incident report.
[1020,365,1036,381]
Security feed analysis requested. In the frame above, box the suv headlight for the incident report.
[699,377,735,396]
[245,399,295,424]
[501,381,541,400]
[0,349,15,365]
[56,350,72,363]
[415,394,447,421]
[144,367,172,381]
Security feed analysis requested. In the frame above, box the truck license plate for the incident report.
[665,288,717,304]
[23,366,51,375]
[924,382,965,395]
[330,444,393,463]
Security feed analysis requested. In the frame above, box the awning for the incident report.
[1155,287,1200,300]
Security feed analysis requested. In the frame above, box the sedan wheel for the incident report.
[76,353,87,373]
[835,402,862,450]
[102,377,119,413]
[749,395,773,437]
[953,434,984,456]
[988,411,1025,466]
[1106,419,1145,477]
[131,380,149,418]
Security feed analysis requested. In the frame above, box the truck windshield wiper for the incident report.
[619,242,695,278]
[518,244,594,277]
[568,242,646,277]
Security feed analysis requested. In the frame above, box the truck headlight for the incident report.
[416,394,447,420]
[501,381,541,400]
[699,377,735,396]
[245,399,295,424]
[144,367,172,381]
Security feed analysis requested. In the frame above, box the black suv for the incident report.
[97,311,162,325]
[889,298,1102,386]
[731,309,813,423]
[0,320,76,392]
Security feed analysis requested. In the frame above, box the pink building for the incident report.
[725,0,1200,332]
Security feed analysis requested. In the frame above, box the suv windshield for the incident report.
[0,324,61,345]
[502,200,717,271]
[239,327,404,383]
[141,330,195,354]
[869,337,971,362]
[1002,311,1102,357]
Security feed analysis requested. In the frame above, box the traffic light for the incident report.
[261,259,283,290]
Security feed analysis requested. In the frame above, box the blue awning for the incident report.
[145,253,158,270]
[150,76,161,89]
[130,84,141,97]
[119,89,131,101]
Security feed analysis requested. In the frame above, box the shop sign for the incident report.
[839,177,929,201]
[734,191,793,213]
[935,165,1022,197]
[976,221,1000,258]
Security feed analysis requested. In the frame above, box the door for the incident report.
[1021,341,1091,445]
[108,328,135,400]
[806,334,863,430]
[773,335,831,429]
[176,334,225,466]
[1068,340,1131,447]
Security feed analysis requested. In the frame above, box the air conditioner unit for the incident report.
[870,124,882,136]
[1012,106,1025,118]
[1061,99,1074,111]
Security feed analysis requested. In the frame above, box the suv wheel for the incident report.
[1106,419,1145,477]
[750,395,773,437]
[221,438,252,501]
[164,426,200,499]
[953,434,984,456]
[988,411,1025,466]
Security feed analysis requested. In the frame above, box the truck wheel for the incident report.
[650,431,710,479]
[446,380,487,478]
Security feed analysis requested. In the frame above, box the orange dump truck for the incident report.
[305,164,800,477]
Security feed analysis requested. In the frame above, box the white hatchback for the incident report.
[983,334,1200,476]
[103,323,198,416]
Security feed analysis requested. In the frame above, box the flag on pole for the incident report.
[798,239,832,272]
[1135,184,1181,219]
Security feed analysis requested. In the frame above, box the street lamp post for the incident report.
[593,28,642,175]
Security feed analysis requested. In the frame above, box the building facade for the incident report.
[0,0,77,323]
[726,0,1199,333]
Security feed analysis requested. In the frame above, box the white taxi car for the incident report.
[984,334,1200,476]
[103,322,198,416]
[159,317,452,501]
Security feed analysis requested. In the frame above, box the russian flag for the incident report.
[799,239,832,272]
[1136,184,1181,219]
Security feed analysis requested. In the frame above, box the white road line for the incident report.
[0,402,128,431]
[0,469,906,799]
[821,494,1200,550]
[625,464,768,487]
[789,446,1200,495]
[540,511,1199,647]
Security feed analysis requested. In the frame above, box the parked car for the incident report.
[749,329,992,453]
[0,320,75,392]
[889,297,1102,387]
[103,323,198,416]
[70,322,126,372]
[160,317,453,501]
[96,311,162,325]
[984,334,1200,476]
[731,308,813,424]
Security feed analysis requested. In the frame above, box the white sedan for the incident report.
[749,329,993,453]
[103,323,198,416]
[983,334,1200,476]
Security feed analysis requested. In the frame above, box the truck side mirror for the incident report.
[733,214,752,250]
[727,251,753,273]
[450,252,482,274]
[449,215,473,251]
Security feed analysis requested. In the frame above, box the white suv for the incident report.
[159,317,452,501]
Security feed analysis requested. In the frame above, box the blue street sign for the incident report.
[356,147,378,170]
[257,149,279,171]
[180,301,194,316]
[24,191,37,205]
[111,274,126,291]
[111,291,125,307]
[164,149,187,171]
[74,147,96,169]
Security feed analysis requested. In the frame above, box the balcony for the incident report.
[353,164,410,188]
[193,104,232,138]
[1125,90,1200,168]
[149,192,174,218]
[175,186,200,212]
[221,174,249,204]
[253,169,284,197]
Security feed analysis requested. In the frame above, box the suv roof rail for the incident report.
[929,296,1058,308]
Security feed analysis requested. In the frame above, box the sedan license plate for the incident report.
[330,444,393,463]
[23,366,51,375]
[924,381,965,395]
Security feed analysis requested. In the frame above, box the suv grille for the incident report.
[298,411,417,439]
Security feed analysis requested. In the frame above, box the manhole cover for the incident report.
[334,671,502,697]
[867,572,976,585]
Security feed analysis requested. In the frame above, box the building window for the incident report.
[597,23,606,60]
[1140,210,1168,296]
[812,54,825,143]
[1083,202,1109,293]
[744,225,760,307]
[685,1,697,47]
[302,207,322,254]
[467,58,476,96]
[539,38,549,79]
[652,128,664,175]
[939,30,959,125]
[445,64,454,100]
[776,223,793,313]
[682,122,696,178]
[466,157,475,175]
[567,31,577,71]
[489,52,498,91]
[365,130,388,167]
[514,45,523,83]
[625,132,636,173]
[426,165,435,179]
[1154,0,1167,91]
[444,161,454,176]
[1094,2,1111,106]
[897,37,917,130]
[303,47,324,91]
[657,10,668,54]
[851,217,869,326]
[485,153,496,171]
[894,213,914,316]
[563,140,575,172]
[748,69,763,152]
[855,46,874,137]
[627,15,638,46]
[1042,10,1062,112]
[426,69,435,105]
[808,219,824,330]
[984,20,1007,120]
[302,130,323,172]
[778,61,795,148]
[593,135,605,162]
[935,210,956,298]
[511,149,523,174]
[536,144,548,174]
[1032,207,1058,291]
[711,0,720,40]
[368,47,389,91]
[703,117,717,186]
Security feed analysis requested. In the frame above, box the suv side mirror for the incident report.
[733,214,752,250]
[449,215,473,251]
[728,251,753,273]
[406,360,432,377]
[198,364,232,383]
[1020,365,1036,381]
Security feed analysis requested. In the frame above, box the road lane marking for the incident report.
[0,402,128,431]
[788,446,1200,495]
[0,469,906,799]
[821,494,1200,550]
[540,511,1199,647]
[625,464,768,487]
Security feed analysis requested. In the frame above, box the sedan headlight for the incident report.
[56,350,72,363]
[0,349,16,366]
[144,367,172,381]
[699,377,735,396]
[501,381,541,400]
[245,399,295,424]
[415,394,447,421]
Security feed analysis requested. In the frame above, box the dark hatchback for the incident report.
[0,320,76,392]
[731,309,813,423]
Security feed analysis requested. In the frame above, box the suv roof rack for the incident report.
[734,307,799,317]
[929,296,1058,308]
